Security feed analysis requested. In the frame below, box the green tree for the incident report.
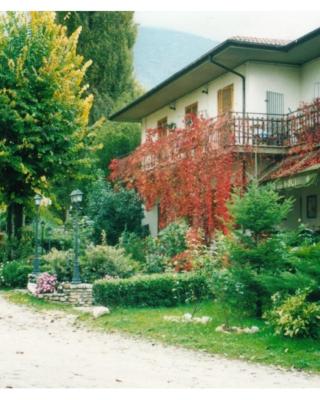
[56,11,140,121]
[0,12,94,240]
[224,182,295,316]
[87,172,145,245]
[56,11,143,181]
[228,182,293,242]
[95,122,141,173]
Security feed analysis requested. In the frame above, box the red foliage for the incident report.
[268,99,320,179]
[109,99,320,240]
[172,251,194,272]
[110,115,244,239]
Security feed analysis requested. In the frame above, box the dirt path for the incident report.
[0,293,319,388]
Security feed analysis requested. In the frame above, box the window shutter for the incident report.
[218,89,223,115]
[266,91,284,115]
[218,84,234,115]
[157,117,168,138]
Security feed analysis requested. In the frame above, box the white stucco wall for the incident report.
[282,183,320,230]
[245,62,301,114]
[301,57,320,103]
[142,204,158,237]
[141,65,246,142]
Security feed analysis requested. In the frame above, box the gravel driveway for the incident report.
[0,293,319,388]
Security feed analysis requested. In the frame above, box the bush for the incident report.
[81,244,140,283]
[118,231,146,263]
[208,266,261,322]
[42,248,73,282]
[36,272,57,294]
[0,260,32,288]
[0,226,34,262]
[144,220,188,274]
[93,272,210,307]
[157,220,188,257]
[264,290,320,338]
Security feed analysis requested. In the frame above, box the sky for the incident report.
[134,11,320,42]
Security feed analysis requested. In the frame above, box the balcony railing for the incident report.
[223,101,320,147]
[112,100,320,180]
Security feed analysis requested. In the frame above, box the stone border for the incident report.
[27,276,93,306]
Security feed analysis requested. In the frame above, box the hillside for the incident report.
[134,26,218,89]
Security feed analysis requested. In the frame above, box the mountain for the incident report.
[134,26,218,89]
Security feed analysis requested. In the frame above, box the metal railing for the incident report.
[221,102,320,147]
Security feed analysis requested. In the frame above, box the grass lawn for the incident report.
[3,290,320,374]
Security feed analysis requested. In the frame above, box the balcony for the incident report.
[219,100,320,154]
[111,100,320,181]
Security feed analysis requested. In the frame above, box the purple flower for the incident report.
[36,272,57,294]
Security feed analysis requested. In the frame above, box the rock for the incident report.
[200,316,212,324]
[183,313,193,321]
[76,306,110,318]
[92,306,110,318]
[27,282,37,295]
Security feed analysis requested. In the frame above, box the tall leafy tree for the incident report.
[0,12,94,239]
[56,11,142,180]
[56,11,139,121]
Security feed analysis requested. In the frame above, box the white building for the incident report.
[111,27,320,236]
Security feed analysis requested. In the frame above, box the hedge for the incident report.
[93,272,210,307]
[0,260,32,288]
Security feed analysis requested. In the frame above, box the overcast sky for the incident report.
[134,11,320,41]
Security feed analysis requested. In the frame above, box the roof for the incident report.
[110,26,320,122]
[263,150,320,181]
[229,36,291,46]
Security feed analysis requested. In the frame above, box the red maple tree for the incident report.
[110,114,246,239]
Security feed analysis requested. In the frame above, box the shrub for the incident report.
[158,220,188,257]
[93,272,210,307]
[0,226,33,262]
[81,244,140,283]
[208,267,260,323]
[0,260,32,288]
[42,248,73,282]
[36,272,57,294]
[264,290,320,338]
[144,220,188,274]
[118,230,146,263]
[143,236,170,274]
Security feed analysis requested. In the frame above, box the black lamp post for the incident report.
[70,189,83,284]
[32,194,42,275]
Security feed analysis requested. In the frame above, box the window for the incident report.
[217,84,234,115]
[157,117,168,138]
[266,91,284,115]
[307,195,317,219]
[185,102,198,126]
[314,82,320,99]
[185,102,198,116]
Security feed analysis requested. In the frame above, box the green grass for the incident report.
[3,290,320,373]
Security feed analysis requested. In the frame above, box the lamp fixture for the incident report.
[202,85,209,95]
[169,102,176,111]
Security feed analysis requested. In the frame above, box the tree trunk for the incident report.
[6,202,24,240]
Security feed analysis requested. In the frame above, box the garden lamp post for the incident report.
[70,189,83,284]
[47,226,52,252]
[41,220,45,255]
[32,194,42,275]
